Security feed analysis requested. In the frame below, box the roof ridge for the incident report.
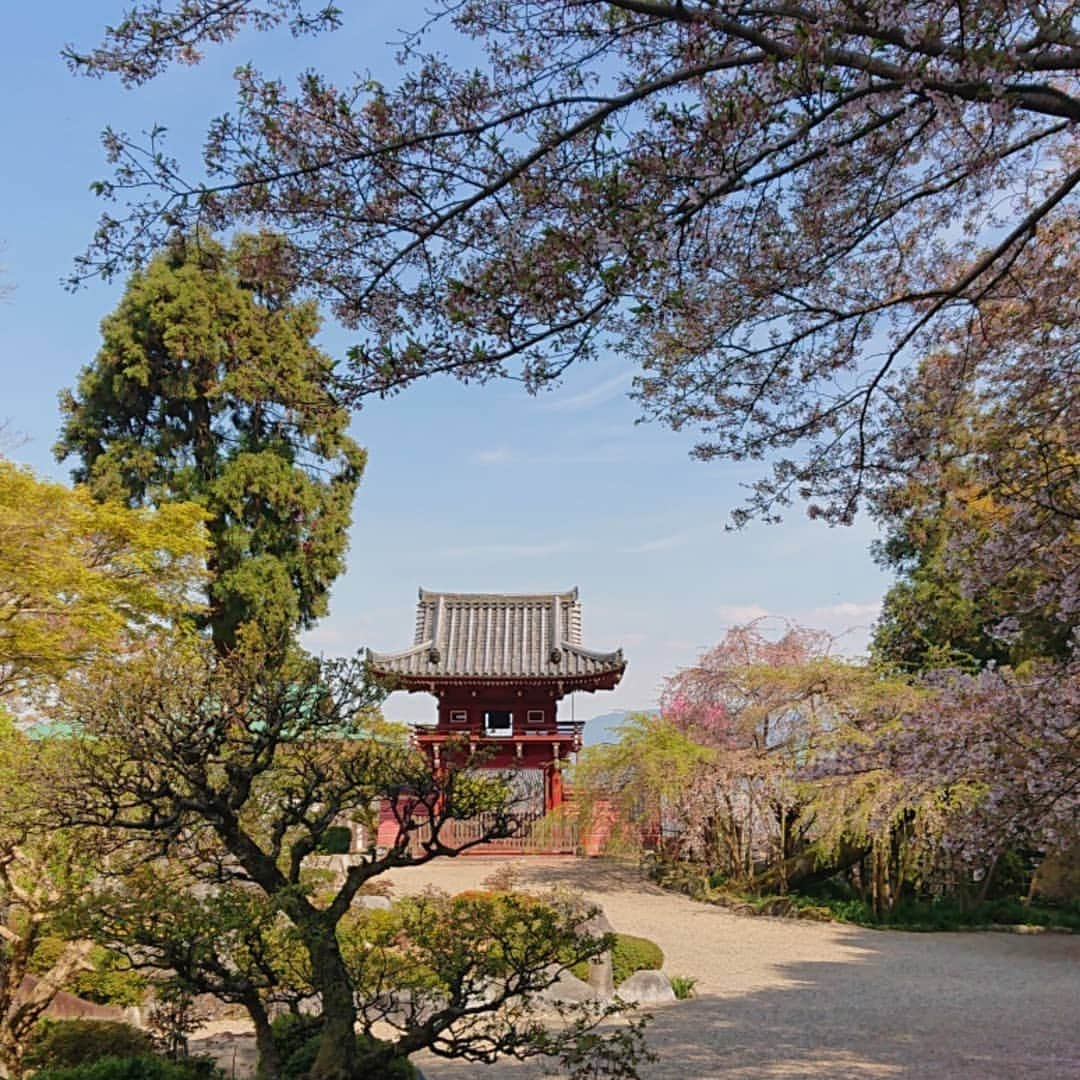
[418,587,580,602]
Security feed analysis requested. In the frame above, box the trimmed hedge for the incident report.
[611,934,664,985]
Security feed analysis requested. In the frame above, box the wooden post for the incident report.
[550,764,564,810]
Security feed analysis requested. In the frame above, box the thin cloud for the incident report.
[621,532,691,554]
[541,371,633,412]
[471,446,515,465]
[716,603,772,623]
[815,601,882,619]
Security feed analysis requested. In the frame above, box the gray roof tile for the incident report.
[368,587,624,681]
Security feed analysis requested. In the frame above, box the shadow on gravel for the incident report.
[417,929,1080,1080]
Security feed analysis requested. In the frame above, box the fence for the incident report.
[404,809,579,856]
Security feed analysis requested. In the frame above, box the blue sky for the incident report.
[0,3,891,725]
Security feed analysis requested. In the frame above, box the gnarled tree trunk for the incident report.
[752,839,871,895]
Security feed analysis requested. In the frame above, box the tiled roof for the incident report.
[368,588,625,682]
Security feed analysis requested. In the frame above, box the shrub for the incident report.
[481,864,522,893]
[611,934,664,985]
[649,859,711,901]
[29,1055,222,1080]
[25,1020,155,1068]
[785,891,1080,931]
[318,825,353,854]
[669,975,698,1000]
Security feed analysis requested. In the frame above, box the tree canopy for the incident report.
[580,620,1077,915]
[0,458,206,699]
[870,226,1078,671]
[57,234,365,649]
[68,1,1080,522]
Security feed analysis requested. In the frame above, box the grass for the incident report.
[669,975,698,1000]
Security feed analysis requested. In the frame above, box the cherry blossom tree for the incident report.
[834,658,1080,906]
[67,1,1080,522]
[658,621,917,890]
[575,621,894,888]
[584,621,1078,911]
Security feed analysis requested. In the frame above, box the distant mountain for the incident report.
[581,709,658,746]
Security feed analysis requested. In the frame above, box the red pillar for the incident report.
[549,765,564,811]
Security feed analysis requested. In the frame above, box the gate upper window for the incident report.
[484,710,513,736]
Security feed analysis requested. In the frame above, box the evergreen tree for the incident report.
[57,234,365,650]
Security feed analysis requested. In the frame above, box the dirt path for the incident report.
[386,856,1080,1080]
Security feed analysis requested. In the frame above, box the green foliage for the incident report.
[644,858,712,902]
[869,378,1074,674]
[787,892,1080,932]
[56,233,365,650]
[25,1020,154,1068]
[269,1013,322,1069]
[0,726,123,1078]
[669,975,697,1000]
[61,638,641,1079]
[29,1056,223,1080]
[0,458,206,698]
[317,825,353,854]
[341,888,611,1004]
[573,714,712,854]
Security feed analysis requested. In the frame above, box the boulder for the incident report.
[355,894,393,911]
[580,909,615,937]
[540,970,601,1005]
[580,908,615,995]
[615,970,676,1006]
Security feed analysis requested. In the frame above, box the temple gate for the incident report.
[368,587,625,853]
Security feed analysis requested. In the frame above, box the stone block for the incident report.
[615,970,675,1005]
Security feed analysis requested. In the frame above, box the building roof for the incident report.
[368,588,625,688]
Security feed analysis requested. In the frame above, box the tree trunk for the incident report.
[247,997,280,1080]
[306,929,358,1080]
[0,1034,23,1080]
[976,852,1000,905]
[752,839,871,895]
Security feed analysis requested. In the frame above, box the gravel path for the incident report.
[385,856,1080,1080]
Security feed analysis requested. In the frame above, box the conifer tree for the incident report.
[57,234,365,650]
